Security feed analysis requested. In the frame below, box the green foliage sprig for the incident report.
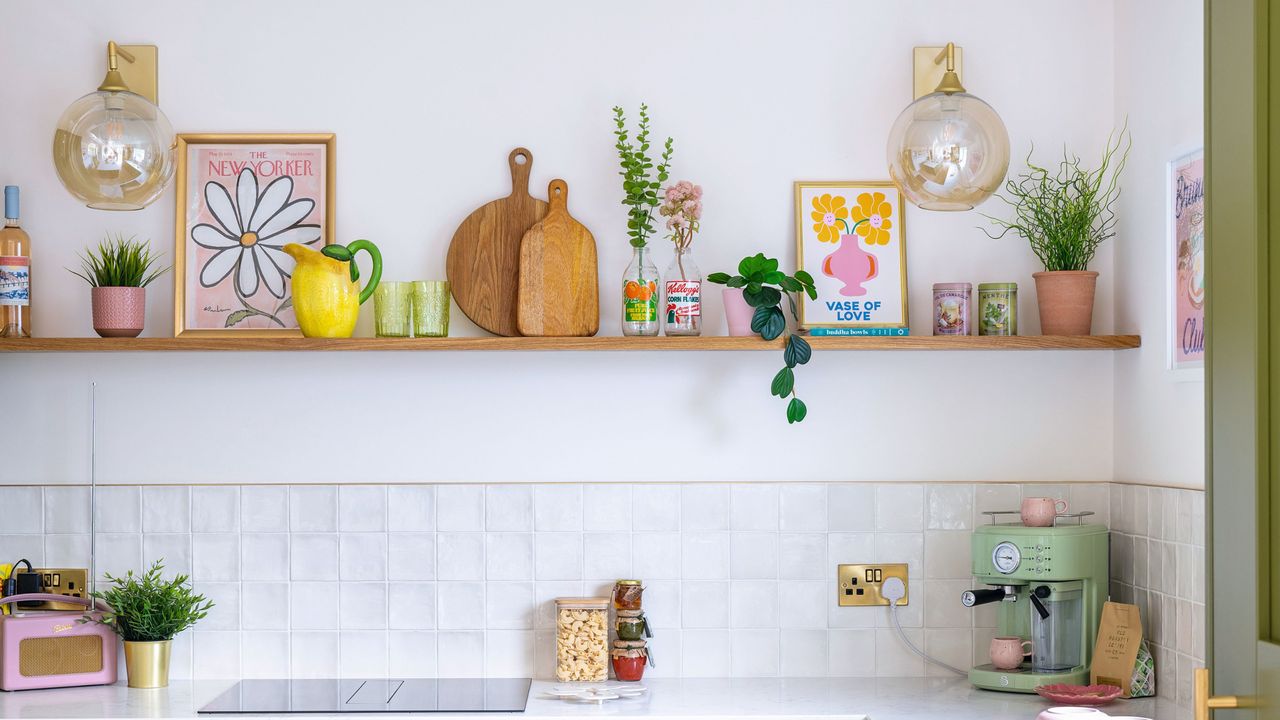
[982,126,1131,271]
[709,254,818,424]
[81,561,213,642]
[613,104,674,248]
[68,234,168,288]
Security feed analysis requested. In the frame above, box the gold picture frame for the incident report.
[794,181,908,330]
[173,133,336,337]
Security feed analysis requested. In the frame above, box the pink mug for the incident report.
[1021,497,1068,527]
[989,636,1032,670]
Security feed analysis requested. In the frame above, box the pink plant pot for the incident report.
[722,287,756,337]
[91,286,146,338]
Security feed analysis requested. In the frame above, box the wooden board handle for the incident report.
[509,147,533,197]
[548,179,568,215]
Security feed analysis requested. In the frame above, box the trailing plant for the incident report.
[708,254,818,424]
[81,561,213,642]
[982,126,1131,271]
[68,234,168,288]
[613,104,674,248]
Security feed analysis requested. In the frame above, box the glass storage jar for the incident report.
[615,609,648,641]
[610,640,649,681]
[612,580,644,610]
[554,597,609,681]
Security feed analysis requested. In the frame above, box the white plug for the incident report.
[882,576,907,604]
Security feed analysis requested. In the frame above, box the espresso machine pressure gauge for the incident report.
[992,541,1021,574]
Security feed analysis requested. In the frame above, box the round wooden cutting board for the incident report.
[447,148,549,336]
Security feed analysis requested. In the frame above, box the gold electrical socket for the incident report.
[836,563,909,607]
[15,568,89,610]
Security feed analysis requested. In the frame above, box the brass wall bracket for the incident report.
[913,44,964,99]
[98,42,158,104]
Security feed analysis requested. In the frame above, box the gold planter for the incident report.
[123,640,172,689]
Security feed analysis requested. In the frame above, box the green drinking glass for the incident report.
[412,281,451,337]
[374,281,412,338]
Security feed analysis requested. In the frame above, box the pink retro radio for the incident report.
[0,593,118,691]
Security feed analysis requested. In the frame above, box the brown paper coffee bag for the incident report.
[1091,601,1143,697]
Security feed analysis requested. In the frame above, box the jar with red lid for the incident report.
[612,580,643,610]
[610,640,648,681]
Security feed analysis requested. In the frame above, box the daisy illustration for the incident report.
[192,168,321,301]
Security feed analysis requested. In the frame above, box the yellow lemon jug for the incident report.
[284,240,382,338]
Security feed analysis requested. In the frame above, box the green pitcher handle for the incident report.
[347,239,382,305]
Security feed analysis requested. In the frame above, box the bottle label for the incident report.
[665,280,701,323]
[623,280,657,322]
[0,256,29,307]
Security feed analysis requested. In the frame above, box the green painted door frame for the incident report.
[1207,0,1280,715]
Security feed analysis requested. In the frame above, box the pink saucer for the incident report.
[1035,684,1123,705]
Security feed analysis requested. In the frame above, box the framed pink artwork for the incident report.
[173,133,335,337]
[1167,148,1204,373]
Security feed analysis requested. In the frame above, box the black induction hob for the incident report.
[198,679,532,714]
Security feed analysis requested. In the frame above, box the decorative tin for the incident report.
[932,283,971,335]
[977,282,1018,336]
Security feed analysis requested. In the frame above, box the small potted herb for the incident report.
[82,561,212,688]
[68,234,168,338]
[709,254,817,423]
[983,128,1131,335]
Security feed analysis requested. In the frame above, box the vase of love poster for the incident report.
[794,182,909,332]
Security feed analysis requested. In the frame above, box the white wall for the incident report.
[1112,0,1206,489]
[0,0,1122,485]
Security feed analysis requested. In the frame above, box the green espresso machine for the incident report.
[961,514,1110,693]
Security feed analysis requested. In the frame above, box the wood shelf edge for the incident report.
[0,335,1141,352]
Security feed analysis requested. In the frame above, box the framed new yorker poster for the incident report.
[794,181,908,329]
[173,133,335,337]
[1168,148,1204,373]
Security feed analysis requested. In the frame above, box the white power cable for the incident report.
[881,577,968,677]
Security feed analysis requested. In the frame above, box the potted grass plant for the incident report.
[82,561,212,689]
[67,234,167,338]
[983,128,1131,335]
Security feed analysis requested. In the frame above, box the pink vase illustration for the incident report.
[822,234,878,296]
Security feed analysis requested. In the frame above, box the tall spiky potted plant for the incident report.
[983,128,1131,335]
[68,234,167,338]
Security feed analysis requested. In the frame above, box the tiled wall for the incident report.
[2,482,1127,681]
[1108,485,1205,707]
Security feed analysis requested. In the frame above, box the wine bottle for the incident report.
[0,186,31,338]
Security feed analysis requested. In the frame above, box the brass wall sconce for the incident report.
[52,41,175,211]
[887,42,1011,211]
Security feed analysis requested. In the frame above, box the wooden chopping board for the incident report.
[447,148,549,336]
[517,179,599,336]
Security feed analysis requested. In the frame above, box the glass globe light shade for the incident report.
[887,90,1010,211]
[52,89,175,211]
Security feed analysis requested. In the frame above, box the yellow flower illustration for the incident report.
[810,194,849,244]
[851,191,894,246]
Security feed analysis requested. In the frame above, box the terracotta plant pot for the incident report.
[1033,271,1099,336]
[722,287,756,336]
[91,286,146,338]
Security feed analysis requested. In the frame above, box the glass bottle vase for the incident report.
[663,247,702,336]
[621,245,660,336]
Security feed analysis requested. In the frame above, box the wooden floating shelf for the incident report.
[0,335,1140,353]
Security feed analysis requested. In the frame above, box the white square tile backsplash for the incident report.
[1,481,1202,693]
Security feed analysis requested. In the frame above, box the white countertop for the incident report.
[0,678,1187,720]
